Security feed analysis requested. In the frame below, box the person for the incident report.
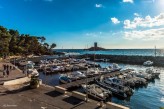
[6,69,9,77]
[10,65,12,70]
[6,64,9,77]
[3,64,6,77]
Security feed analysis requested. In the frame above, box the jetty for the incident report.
[78,54,164,67]
[59,69,132,89]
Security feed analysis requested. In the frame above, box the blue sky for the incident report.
[0,0,164,49]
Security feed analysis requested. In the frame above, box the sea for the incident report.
[39,49,164,109]
[54,49,164,56]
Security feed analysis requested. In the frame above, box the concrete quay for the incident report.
[0,84,129,109]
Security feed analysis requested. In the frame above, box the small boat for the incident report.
[81,84,111,101]
[121,73,148,87]
[50,65,65,73]
[95,77,133,98]
[71,71,86,79]
[131,70,153,81]
[59,74,72,84]
[145,68,160,78]
[87,68,100,77]
[27,68,39,77]
[143,60,153,66]
[107,63,122,72]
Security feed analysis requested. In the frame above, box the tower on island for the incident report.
[94,42,97,48]
[87,42,105,51]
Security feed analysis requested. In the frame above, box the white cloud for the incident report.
[123,0,134,3]
[111,17,120,24]
[134,13,140,17]
[95,4,103,8]
[124,13,164,29]
[124,28,164,40]
[85,32,103,37]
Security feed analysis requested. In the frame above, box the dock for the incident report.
[59,69,132,89]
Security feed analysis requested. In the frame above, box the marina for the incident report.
[34,57,164,109]
[0,0,164,108]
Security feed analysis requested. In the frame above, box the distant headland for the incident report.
[87,42,106,51]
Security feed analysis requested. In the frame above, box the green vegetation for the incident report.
[0,25,56,57]
[160,107,164,109]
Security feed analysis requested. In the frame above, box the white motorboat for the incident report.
[59,74,72,84]
[71,71,86,79]
[143,60,153,66]
[95,77,133,98]
[82,84,111,100]
[27,68,39,77]
[87,68,100,77]
[107,63,122,72]
[131,70,153,81]
[50,65,64,72]
[145,68,160,78]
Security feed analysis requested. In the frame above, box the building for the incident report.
[87,42,105,51]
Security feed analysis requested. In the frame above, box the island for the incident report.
[87,42,106,51]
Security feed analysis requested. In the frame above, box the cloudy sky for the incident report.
[0,0,164,49]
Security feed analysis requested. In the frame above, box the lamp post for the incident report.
[85,67,88,102]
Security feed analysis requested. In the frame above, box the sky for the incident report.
[0,0,164,49]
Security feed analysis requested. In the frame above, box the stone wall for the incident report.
[78,54,164,67]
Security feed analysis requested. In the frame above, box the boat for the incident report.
[71,71,86,79]
[59,74,72,84]
[107,63,122,72]
[50,65,65,73]
[130,70,153,81]
[120,73,148,87]
[95,77,133,98]
[103,77,133,95]
[19,60,35,66]
[143,60,153,66]
[145,68,160,78]
[27,68,39,77]
[81,84,111,101]
[86,68,100,77]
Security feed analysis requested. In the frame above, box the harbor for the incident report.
[11,55,162,109]
[0,0,164,108]
[1,53,164,109]
[38,60,164,109]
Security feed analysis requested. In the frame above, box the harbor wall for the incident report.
[106,102,129,109]
[3,77,31,85]
[78,54,164,67]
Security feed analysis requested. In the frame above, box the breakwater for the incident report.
[78,54,164,67]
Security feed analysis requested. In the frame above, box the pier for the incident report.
[59,69,132,89]
[78,54,164,67]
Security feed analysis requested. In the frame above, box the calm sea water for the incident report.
[55,49,164,56]
[39,62,164,109]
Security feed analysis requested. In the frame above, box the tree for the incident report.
[9,29,19,54]
[50,43,56,49]
[0,25,57,56]
[41,36,46,44]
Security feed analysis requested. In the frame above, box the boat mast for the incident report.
[155,45,157,57]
